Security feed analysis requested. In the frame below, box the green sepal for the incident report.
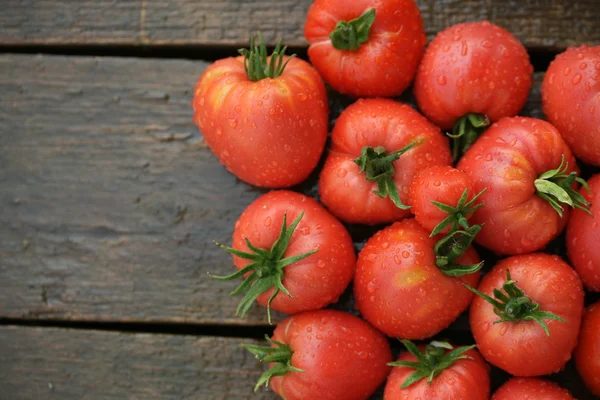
[354,143,416,210]
[388,340,475,388]
[464,269,566,336]
[330,9,376,51]
[434,225,484,277]
[243,335,304,392]
[430,187,486,237]
[212,212,317,324]
[239,32,296,82]
[447,113,490,162]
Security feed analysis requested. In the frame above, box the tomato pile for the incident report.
[192,0,600,398]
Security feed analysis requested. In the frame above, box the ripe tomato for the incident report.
[244,309,392,400]
[567,174,600,291]
[192,37,328,188]
[304,0,426,97]
[409,165,484,235]
[458,117,588,255]
[414,21,533,160]
[542,45,600,166]
[354,218,481,339]
[492,378,575,400]
[384,341,490,400]
[319,98,452,225]
[468,253,584,376]
[575,302,600,396]
[214,191,355,323]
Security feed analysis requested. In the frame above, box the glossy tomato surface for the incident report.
[458,117,578,255]
[492,378,575,400]
[319,98,452,225]
[269,310,392,400]
[414,21,533,130]
[192,56,327,188]
[575,302,600,396]
[542,45,600,166]
[354,219,480,339]
[567,174,600,291]
[305,0,426,97]
[384,346,490,400]
[409,165,477,234]
[470,253,584,376]
[231,191,355,315]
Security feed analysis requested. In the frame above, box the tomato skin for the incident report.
[575,302,600,396]
[192,56,328,188]
[567,174,600,291]
[231,191,355,315]
[457,117,578,255]
[409,166,475,233]
[414,21,533,130]
[269,310,392,400]
[354,219,480,339]
[384,346,490,400]
[492,378,575,400]
[542,45,600,166]
[470,253,584,376]
[319,99,452,225]
[305,0,426,97]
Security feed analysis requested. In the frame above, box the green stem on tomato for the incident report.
[238,33,296,82]
[447,113,490,162]
[330,9,376,51]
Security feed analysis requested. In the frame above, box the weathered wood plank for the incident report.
[0,326,275,400]
[1,0,598,49]
[0,54,549,326]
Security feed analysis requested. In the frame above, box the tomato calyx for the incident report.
[434,225,484,277]
[239,33,296,82]
[534,155,592,217]
[213,212,317,324]
[330,8,376,51]
[354,143,415,209]
[430,188,487,237]
[243,334,304,392]
[447,113,490,162]
[388,340,476,388]
[465,269,566,336]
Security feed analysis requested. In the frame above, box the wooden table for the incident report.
[1,1,599,399]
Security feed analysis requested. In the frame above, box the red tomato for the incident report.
[319,98,452,225]
[409,165,483,235]
[354,218,480,339]
[567,174,600,291]
[384,342,490,400]
[305,0,426,97]
[216,191,355,321]
[542,45,600,166]
[458,117,585,255]
[414,21,533,131]
[192,40,328,188]
[492,378,575,400]
[575,302,600,396]
[469,253,584,376]
[246,309,392,400]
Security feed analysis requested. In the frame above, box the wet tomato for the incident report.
[575,302,600,396]
[492,378,575,400]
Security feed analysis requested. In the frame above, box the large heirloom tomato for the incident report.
[458,117,589,255]
[193,37,328,187]
[575,302,600,397]
[468,253,584,376]
[245,310,392,400]
[305,0,426,97]
[319,98,452,225]
[354,219,481,339]
[542,45,600,166]
[414,21,533,160]
[214,191,355,323]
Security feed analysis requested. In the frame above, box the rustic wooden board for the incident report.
[0,54,550,326]
[0,326,275,400]
[1,0,599,49]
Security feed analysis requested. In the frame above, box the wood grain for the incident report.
[1,0,599,49]
[0,54,544,326]
[0,326,275,400]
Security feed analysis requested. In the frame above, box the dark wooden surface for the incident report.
[1,0,599,49]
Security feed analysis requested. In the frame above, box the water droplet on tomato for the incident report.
[402,251,410,258]
[572,74,582,84]
[317,260,325,269]
[337,168,347,178]
[481,40,492,48]
[367,280,378,293]
[563,67,571,75]
[264,216,272,227]
[481,322,491,332]
[306,326,312,332]
[234,105,241,113]
[437,76,447,86]
[228,119,238,128]
[499,324,509,336]
[394,255,402,265]
[382,242,389,249]
[297,92,307,101]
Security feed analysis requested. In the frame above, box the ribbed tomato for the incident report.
[492,378,575,400]
[575,302,600,397]
[542,45,600,166]
[305,0,426,97]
